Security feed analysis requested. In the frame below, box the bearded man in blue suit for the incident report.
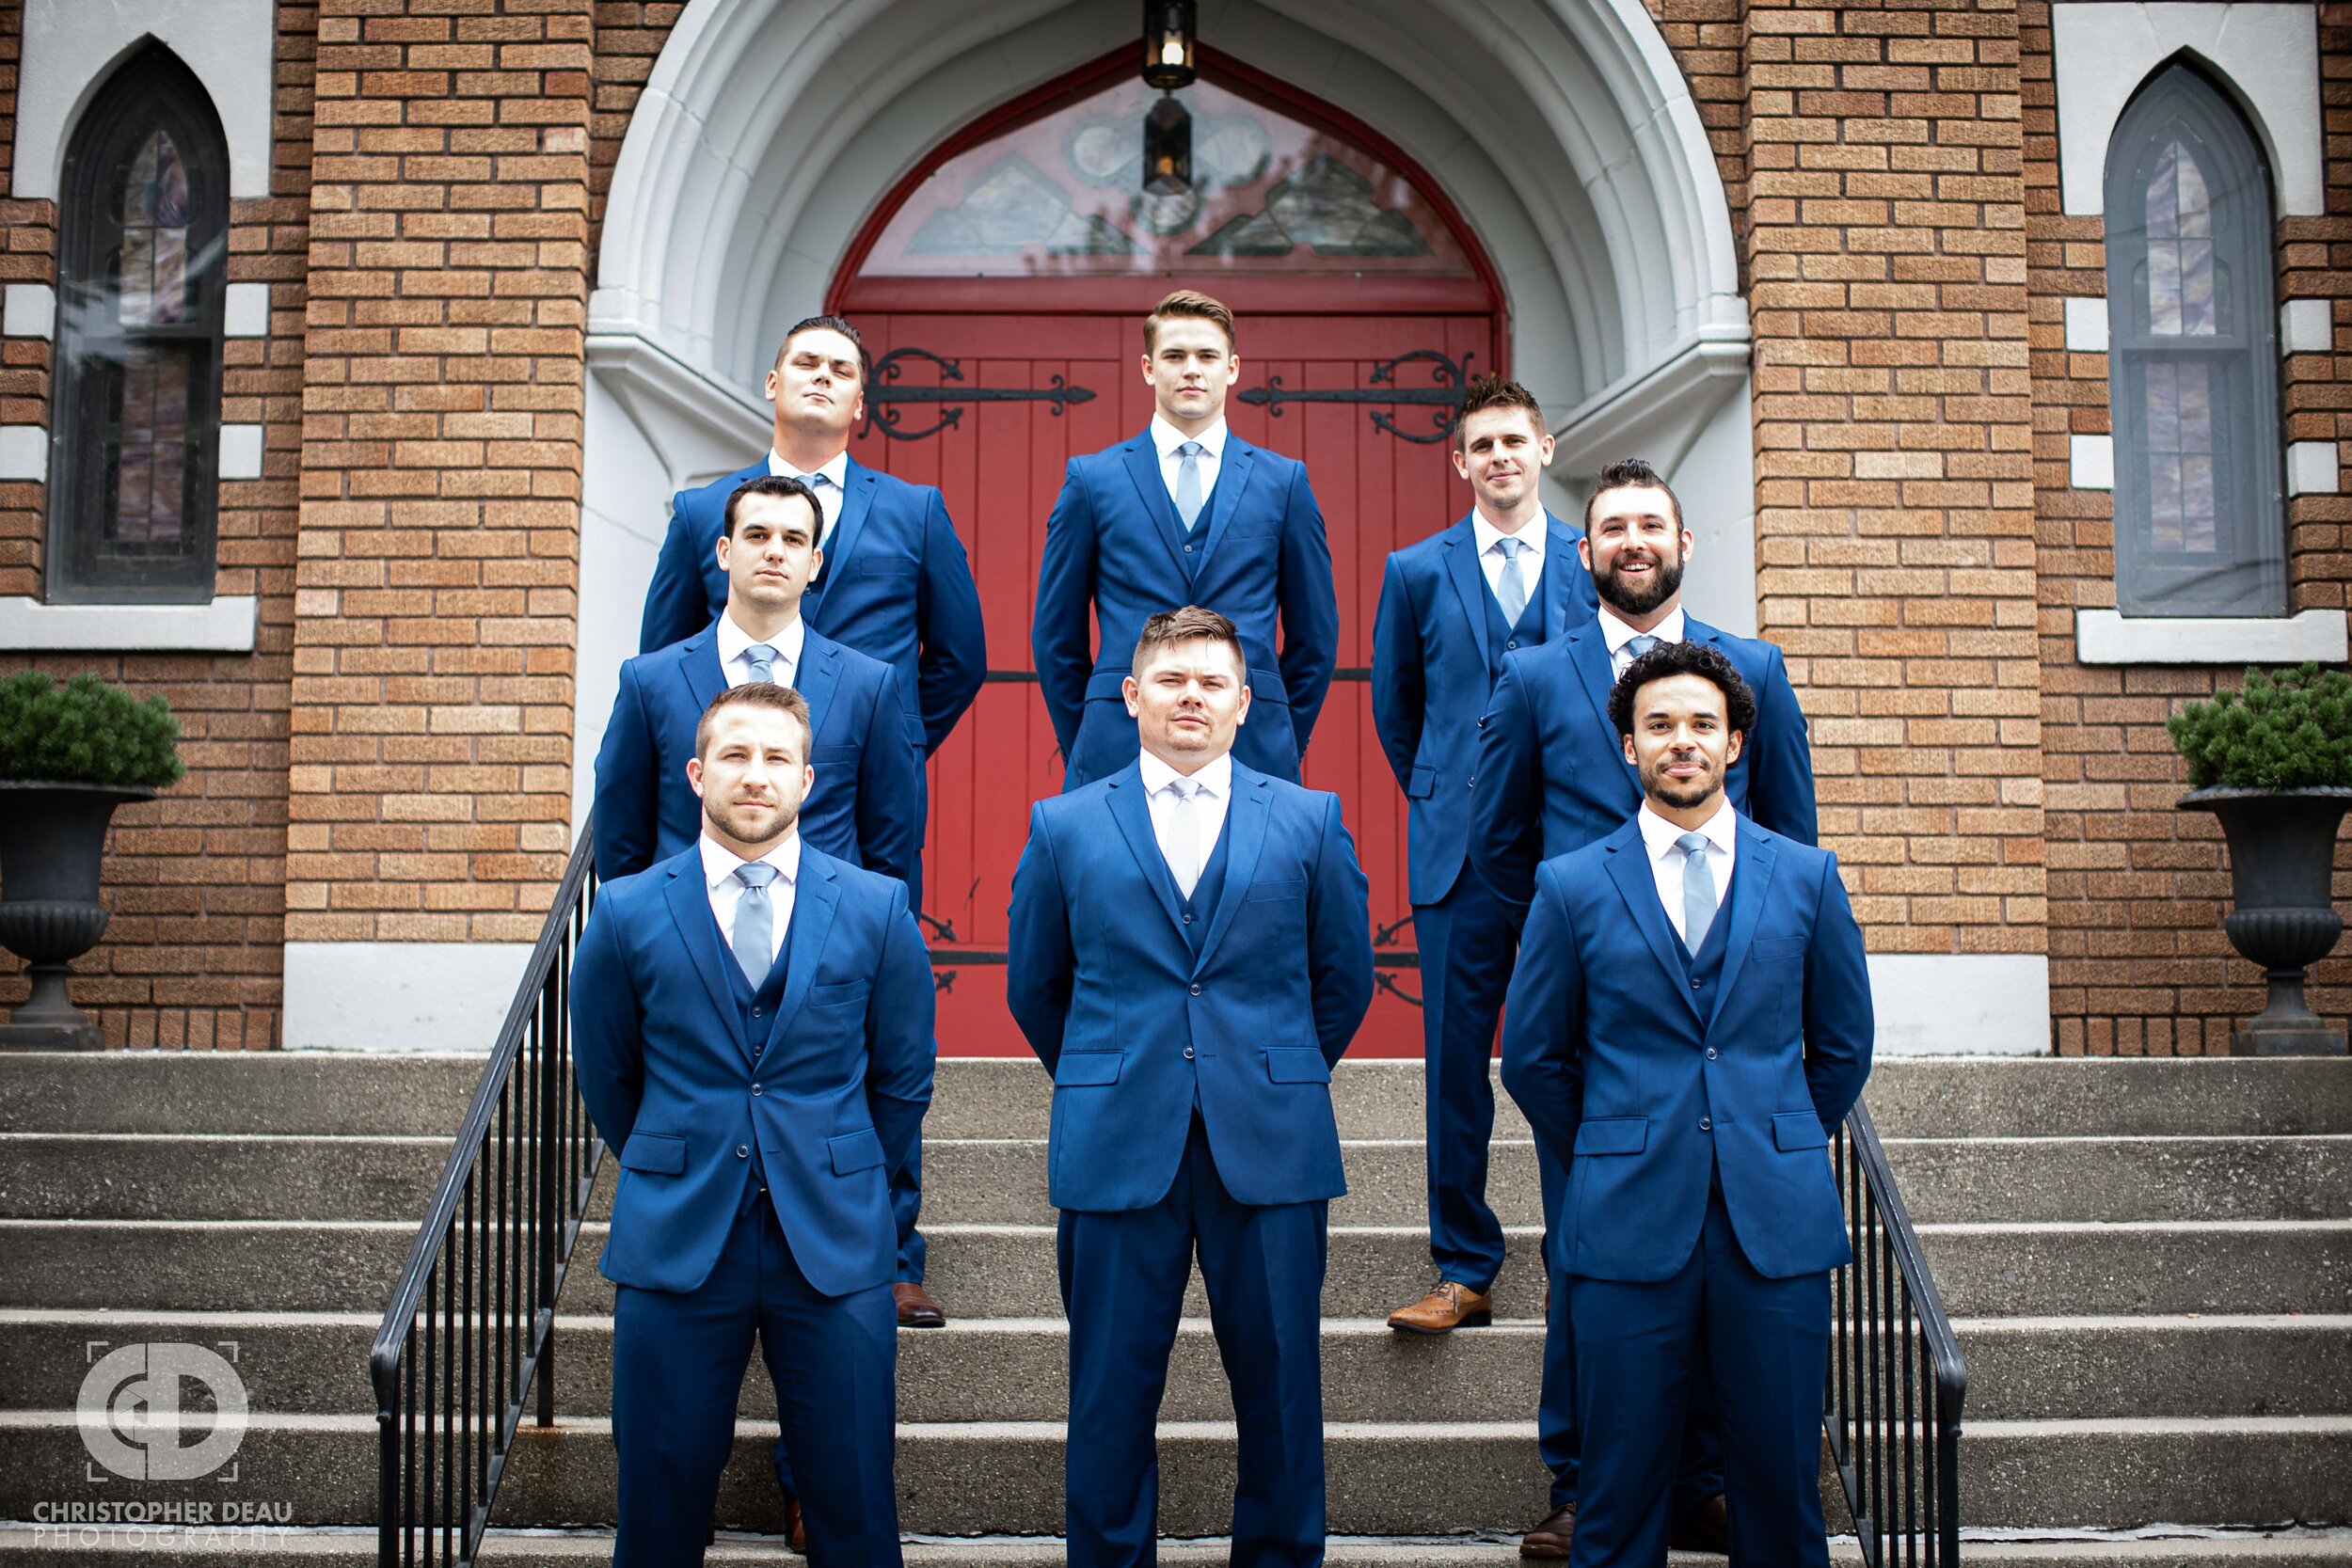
[573,684,935,1568]
[1007,607,1374,1568]
[1501,640,1871,1568]
[1032,290,1339,788]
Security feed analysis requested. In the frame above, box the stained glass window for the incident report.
[2104,64,2284,618]
[48,49,227,603]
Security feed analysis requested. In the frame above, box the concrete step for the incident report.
[1883,1136,2352,1225]
[7,1215,2346,1321]
[8,1307,2345,1424]
[4,1411,2347,1531]
[7,1054,2347,1143]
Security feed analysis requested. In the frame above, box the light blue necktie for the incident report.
[1174,441,1205,532]
[1677,831,1717,954]
[1625,632,1661,663]
[732,862,778,984]
[744,642,777,685]
[1493,536,1529,625]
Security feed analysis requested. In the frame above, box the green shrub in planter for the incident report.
[0,671,185,789]
[2167,662,2352,791]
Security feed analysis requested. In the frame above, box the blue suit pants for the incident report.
[1413,871,1518,1291]
[613,1197,902,1568]
[1565,1184,1831,1568]
[1057,1117,1328,1568]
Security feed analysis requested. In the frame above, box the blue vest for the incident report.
[723,906,792,1212]
[1482,569,1551,660]
[1176,810,1233,962]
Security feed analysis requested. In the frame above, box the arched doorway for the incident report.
[832,49,1502,1054]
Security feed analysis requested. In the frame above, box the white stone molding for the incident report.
[15,0,278,202]
[1866,956,2052,1056]
[3,283,56,341]
[224,282,271,339]
[2281,297,2334,355]
[2063,296,2108,353]
[2050,4,2323,217]
[217,424,264,482]
[0,427,46,482]
[2070,434,2115,492]
[2074,607,2348,665]
[2286,440,2339,497]
[283,942,539,1053]
[0,595,258,653]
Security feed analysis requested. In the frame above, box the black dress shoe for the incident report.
[1520,1501,1576,1559]
[1669,1492,1730,1554]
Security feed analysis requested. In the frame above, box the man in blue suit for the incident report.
[1033,290,1339,787]
[1007,607,1374,1567]
[1470,458,1816,1555]
[1501,640,1871,1568]
[1371,376,1597,1336]
[573,683,936,1568]
[596,474,919,900]
[637,317,973,1330]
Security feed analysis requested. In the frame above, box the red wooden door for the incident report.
[849,311,1494,1056]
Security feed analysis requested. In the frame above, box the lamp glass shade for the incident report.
[1141,0,1197,89]
[1143,93,1192,195]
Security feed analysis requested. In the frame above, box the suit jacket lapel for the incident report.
[678,626,725,712]
[1440,517,1492,672]
[1601,828,1705,1025]
[1543,514,1582,641]
[1119,436,1194,579]
[1105,768,1188,941]
[1704,819,1779,1037]
[1566,622,1644,810]
[1192,769,1271,974]
[807,460,878,624]
[663,865,753,1058]
[1192,437,1255,575]
[764,854,841,1055]
[795,632,845,738]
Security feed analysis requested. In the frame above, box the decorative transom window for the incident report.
[47,46,229,604]
[2102,62,2285,618]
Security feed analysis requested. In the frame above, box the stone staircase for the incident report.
[0,1051,2345,1566]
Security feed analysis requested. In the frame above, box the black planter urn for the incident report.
[2180,785,2352,1056]
[0,781,153,1051]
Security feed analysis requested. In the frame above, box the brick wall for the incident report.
[2024,0,2352,1054]
[282,0,593,949]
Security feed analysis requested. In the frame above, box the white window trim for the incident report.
[0,595,258,653]
[2075,607,2346,665]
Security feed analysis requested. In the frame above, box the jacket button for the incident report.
[1705,1048,1718,1060]
[1183,911,1193,924]
[1189,983,1203,996]
[1691,976,1702,989]
[752,1007,763,1018]
[1184,543,1197,552]
[1477,716,1486,728]
[1506,640,1518,651]
[736,1145,750,1159]
[752,1083,763,1096]
[1698,1117,1712,1132]
[1183,1047,1196,1060]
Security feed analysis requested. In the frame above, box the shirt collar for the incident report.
[715,606,805,676]
[1137,747,1233,800]
[768,448,850,494]
[1599,603,1687,657]
[1151,413,1227,462]
[700,827,802,892]
[1470,507,1545,561]
[1638,796,1737,862]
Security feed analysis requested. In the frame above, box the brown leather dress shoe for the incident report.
[894,1280,947,1327]
[786,1493,806,1554]
[1387,1279,1494,1334]
[1668,1492,1730,1554]
[1519,1501,1576,1559]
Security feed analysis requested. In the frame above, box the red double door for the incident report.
[847,310,1495,1056]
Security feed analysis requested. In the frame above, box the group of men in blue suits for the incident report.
[568,289,1875,1568]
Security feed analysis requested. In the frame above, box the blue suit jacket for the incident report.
[638,457,987,756]
[591,621,923,904]
[1005,759,1375,1212]
[572,844,936,1298]
[1032,432,1339,787]
[1499,816,1872,1282]
[1470,616,1819,917]
[1371,511,1598,907]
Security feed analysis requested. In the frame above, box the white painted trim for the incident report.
[223,282,270,339]
[1867,956,2051,1055]
[0,428,46,483]
[2063,296,2108,353]
[2286,440,2339,497]
[0,595,258,652]
[2281,297,2333,354]
[2050,4,2324,217]
[2070,434,2115,491]
[3,284,56,341]
[582,332,768,493]
[1549,328,1753,478]
[2074,607,2347,665]
[282,942,539,1053]
[217,424,264,482]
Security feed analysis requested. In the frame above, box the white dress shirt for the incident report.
[1470,507,1545,610]
[701,830,802,969]
[1637,797,1736,945]
[1601,604,1689,678]
[1138,748,1232,898]
[768,448,851,550]
[715,607,806,689]
[1150,414,1226,515]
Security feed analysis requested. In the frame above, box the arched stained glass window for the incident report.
[47,46,229,603]
[2103,62,2285,617]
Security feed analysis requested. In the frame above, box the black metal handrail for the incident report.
[369,822,605,1568]
[1829,1099,1967,1568]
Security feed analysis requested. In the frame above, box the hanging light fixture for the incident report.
[1140,1,1197,194]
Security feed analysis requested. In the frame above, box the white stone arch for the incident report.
[578,0,1756,819]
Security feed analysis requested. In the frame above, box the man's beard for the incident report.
[1596,548,1684,617]
[705,797,796,846]
[1643,760,1721,811]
